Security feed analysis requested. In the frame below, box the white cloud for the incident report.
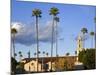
[11,21,59,46]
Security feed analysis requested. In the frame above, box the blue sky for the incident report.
[11,0,96,60]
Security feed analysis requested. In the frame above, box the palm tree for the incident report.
[90,31,95,48]
[94,17,96,23]
[11,28,17,59]
[32,8,42,72]
[75,51,77,56]
[94,17,96,48]
[49,7,59,71]
[38,51,41,55]
[43,51,45,57]
[18,51,22,61]
[28,51,30,58]
[66,52,70,56]
[46,52,49,57]
[81,28,88,49]
[20,54,23,60]
[28,51,31,73]
[34,53,36,57]
[14,53,17,60]
[54,17,59,57]
[42,51,45,72]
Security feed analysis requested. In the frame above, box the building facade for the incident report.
[21,56,77,72]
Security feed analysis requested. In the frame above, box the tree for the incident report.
[46,52,49,57]
[18,51,22,61]
[90,31,95,48]
[78,48,96,69]
[94,17,96,23]
[27,51,30,58]
[32,8,42,72]
[16,62,25,74]
[94,17,96,48]
[81,28,88,49]
[27,51,31,73]
[75,51,77,56]
[49,7,59,71]
[11,28,17,59]
[14,53,17,59]
[54,58,68,71]
[34,53,36,57]
[43,51,45,57]
[11,57,18,74]
[66,52,70,56]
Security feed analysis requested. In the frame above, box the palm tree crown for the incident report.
[46,53,49,56]
[43,51,45,54]
[81,28,88,34]
[90,31,95,36]
[14,53,17,57]
[32,9,42,17]
[54,16,59,22]
[49,7,59,16]
[18,51,21,55]
[11,28,17,34]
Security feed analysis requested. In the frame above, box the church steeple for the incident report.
[76,33,83,56]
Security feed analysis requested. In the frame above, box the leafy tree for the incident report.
[54,58,68,71]
[11,57,18,74]
[78,48,96,69]
[16,62,25,74]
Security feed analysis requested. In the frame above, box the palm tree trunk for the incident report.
[12,34,15,59]
[36,16,39,72]
[82,34,85,49]
[50,16,55,71]
[55,21,58,57]
[55,20,58,71]
[91,36,93,48]
[94,34,96,49]
[12,34,16,74]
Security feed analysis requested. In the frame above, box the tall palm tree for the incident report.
[28,51,31,73]
[46,52,49,57]
[28,51,30,58]
[81,28,88,49]
[75,51,77,56]
[14,53,17,60]
[43,51,45,57]
[42,51,45,72]
[66,52,70,56]
[11,28,17,59]
[94,17,96,48]
[34,53,36,57]
[32,8,42,72]
[18,51,22,61]
[49,7,59,71]
[54,17,59,57]
[90,31,95,48]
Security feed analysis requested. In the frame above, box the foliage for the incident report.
[11,57,18,72]
[54,58,68,71]
[81,28,88,34]
[78,48,96,69]
[16,62,25,74]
